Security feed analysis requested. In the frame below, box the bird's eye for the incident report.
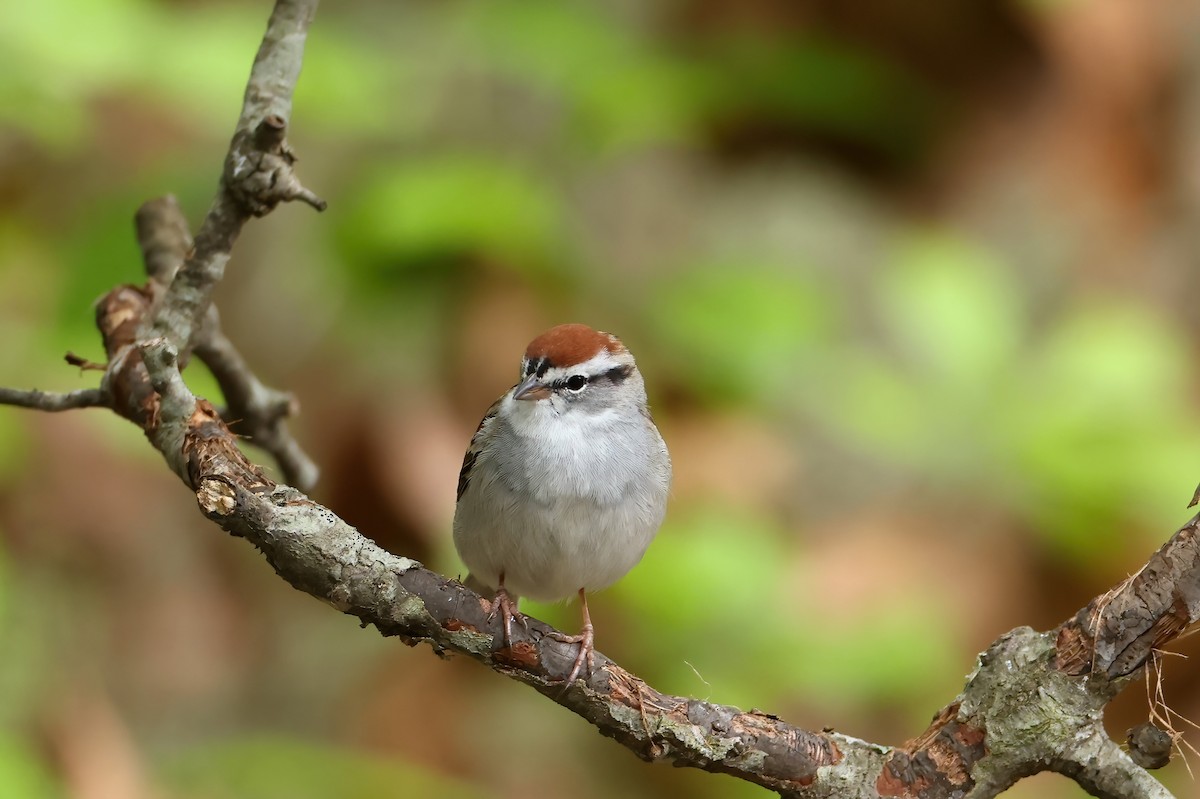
[565,375,588,391]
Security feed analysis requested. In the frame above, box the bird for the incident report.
[453,323,671,686]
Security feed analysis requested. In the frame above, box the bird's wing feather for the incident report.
[456,394,504,501]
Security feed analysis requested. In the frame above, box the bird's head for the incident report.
[511,323,643,415]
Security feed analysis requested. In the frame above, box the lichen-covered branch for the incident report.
[183,428,844,792]
[1058,729,1174,799]
[876,513,1200,798]
[119,333,1198,796]
[1057,516,1200,680]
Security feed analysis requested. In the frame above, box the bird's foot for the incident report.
[547,622,594,688]
[487,587,525,647]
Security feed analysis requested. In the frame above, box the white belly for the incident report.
[453,406,670,602]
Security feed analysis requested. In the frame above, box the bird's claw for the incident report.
[547,622,595,688]
[487,588,526,647]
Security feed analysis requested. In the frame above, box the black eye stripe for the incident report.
[550,366,633,392]
[605,365,633,384]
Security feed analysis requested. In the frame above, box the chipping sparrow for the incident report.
[453,323,671,685]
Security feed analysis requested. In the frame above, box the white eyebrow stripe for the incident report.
[544,350,629,376]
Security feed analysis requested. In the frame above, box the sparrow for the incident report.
[453,323,671,686]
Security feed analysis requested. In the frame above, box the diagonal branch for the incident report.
[135,332,1189,798]
[139,336,847,796]
[1057,516,1200,680]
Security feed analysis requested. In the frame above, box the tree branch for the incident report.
[140,0,324,354]
[131,344,1198,797]
[0,387,107,412]
[135,195,193,286]
[152,375,847,794]
[1057,516,1200,680]
[193,322,319,489]
[0,1,1188,796]
[132,195,319,489]
[1058,730,1174,799]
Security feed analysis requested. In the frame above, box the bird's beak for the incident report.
[513,374,551,401]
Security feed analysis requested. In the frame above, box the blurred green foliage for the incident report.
[655,263,837,404]
[460,1,707,153]
[343,155,565,273]
[0,734,60,799]
[0,546,52,734]
[0,0,260,150]
[604,505,963,713]
[813,233,1198,557]
[161,736,482,799]
[0,546,62,798]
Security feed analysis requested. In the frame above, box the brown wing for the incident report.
[456,396,503,502]
[456,448,478,502]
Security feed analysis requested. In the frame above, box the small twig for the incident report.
[1145,651,1199,775]
[0,387,107,412]
[229,116,327,215]
[130,194,319,488]
[64,352,107,372]
[135,196,192,286]
[1057,726,1174,799]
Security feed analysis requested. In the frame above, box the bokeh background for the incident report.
[2,0,1199,797]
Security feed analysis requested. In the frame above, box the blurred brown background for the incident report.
[2,0,1199,797]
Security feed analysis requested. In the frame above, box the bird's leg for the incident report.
[493,588,517,647]
[547,588,595,687]
[487,572,523,647]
